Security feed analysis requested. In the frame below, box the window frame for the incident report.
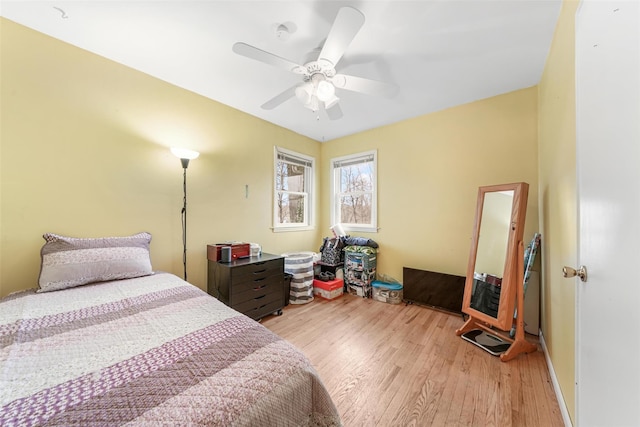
[330,150,378,233]
[273,146,315,232]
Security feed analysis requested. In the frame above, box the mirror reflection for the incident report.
[469,190,514,318]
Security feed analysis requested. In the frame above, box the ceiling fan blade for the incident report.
[332,74,398,98]
[261,85,297,110]
[233,42,304,73]
[318,7,365,67]
[325,103,343,121]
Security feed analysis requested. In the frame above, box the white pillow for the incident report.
[38,232,153,292]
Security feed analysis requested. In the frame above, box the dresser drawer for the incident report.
[245,301,282,320]
[206,253,285,321]
[234,289,282,315]
[243,299,284,321]
[231,259,283,284]
[233,276,282,302]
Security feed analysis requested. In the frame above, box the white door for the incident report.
[575,1,640,426]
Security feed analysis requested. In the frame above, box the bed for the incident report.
[0,233,341,426]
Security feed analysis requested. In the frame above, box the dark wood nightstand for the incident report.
[207,252,285,320]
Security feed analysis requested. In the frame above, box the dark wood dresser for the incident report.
[207,252,285,320]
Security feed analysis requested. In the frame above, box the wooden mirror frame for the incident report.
[456,182,536,361]
[461,182,528,330]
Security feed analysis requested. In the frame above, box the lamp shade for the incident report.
[295,83,313,104]
[316,80,335,102]
[324,94,340,109]
[171,147,200,160]
[305,95,319,112]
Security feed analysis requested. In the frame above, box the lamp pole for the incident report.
[171,148,199,282]
[181,159,188,281]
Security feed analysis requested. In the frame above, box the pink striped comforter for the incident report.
[0,273,341,426]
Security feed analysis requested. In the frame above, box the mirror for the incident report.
[469,190,514,318]
[461,182,528,331]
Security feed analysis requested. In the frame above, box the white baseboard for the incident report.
[539,330,573,427]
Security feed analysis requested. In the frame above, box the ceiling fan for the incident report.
[232,6,397,120]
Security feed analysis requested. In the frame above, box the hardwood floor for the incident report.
[261,294,564,427]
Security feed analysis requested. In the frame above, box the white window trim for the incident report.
[273,146,315,232]
[330,150,378,233]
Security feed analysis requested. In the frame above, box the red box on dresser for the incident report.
[313,278,344,300]
[207,243,250,261]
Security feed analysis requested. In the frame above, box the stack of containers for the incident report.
[344,245,377,298]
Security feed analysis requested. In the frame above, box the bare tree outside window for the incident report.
[339,164,373,224]
[276,162,305,223]
[274,147,313,229]
[331,151,377,231]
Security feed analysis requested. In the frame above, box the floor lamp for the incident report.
[171,147,199,281]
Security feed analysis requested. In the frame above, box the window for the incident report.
[330,150,377,233]
[274,147,314,231]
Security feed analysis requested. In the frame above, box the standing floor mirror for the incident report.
[455,182,537,362]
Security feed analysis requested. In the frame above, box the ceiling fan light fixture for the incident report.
[295,84,312,103]
[233,6,385,119]
[324,94,340,110]
[316,80,335,102]
[305,95,319,112]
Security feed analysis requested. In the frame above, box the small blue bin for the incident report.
[372,281,403,304]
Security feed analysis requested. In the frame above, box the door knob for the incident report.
[563,265,588,282]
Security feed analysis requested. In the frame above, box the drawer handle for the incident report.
[253,269,267,274]
[253,294,266,301]
[253,277,266,283]
[253,284,267,291]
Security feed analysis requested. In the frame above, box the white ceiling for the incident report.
[1,1,561,142]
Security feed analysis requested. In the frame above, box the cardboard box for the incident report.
[313,278,344,300]
[348,284,370,297]
[207,243,250,261]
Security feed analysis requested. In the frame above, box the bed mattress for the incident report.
[0,272,340,426]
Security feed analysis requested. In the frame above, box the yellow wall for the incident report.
[0,19,321,297]
[320,87,539,282]
[1,18,541,301]
[0,8,579,420]
[538,0,579,422]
